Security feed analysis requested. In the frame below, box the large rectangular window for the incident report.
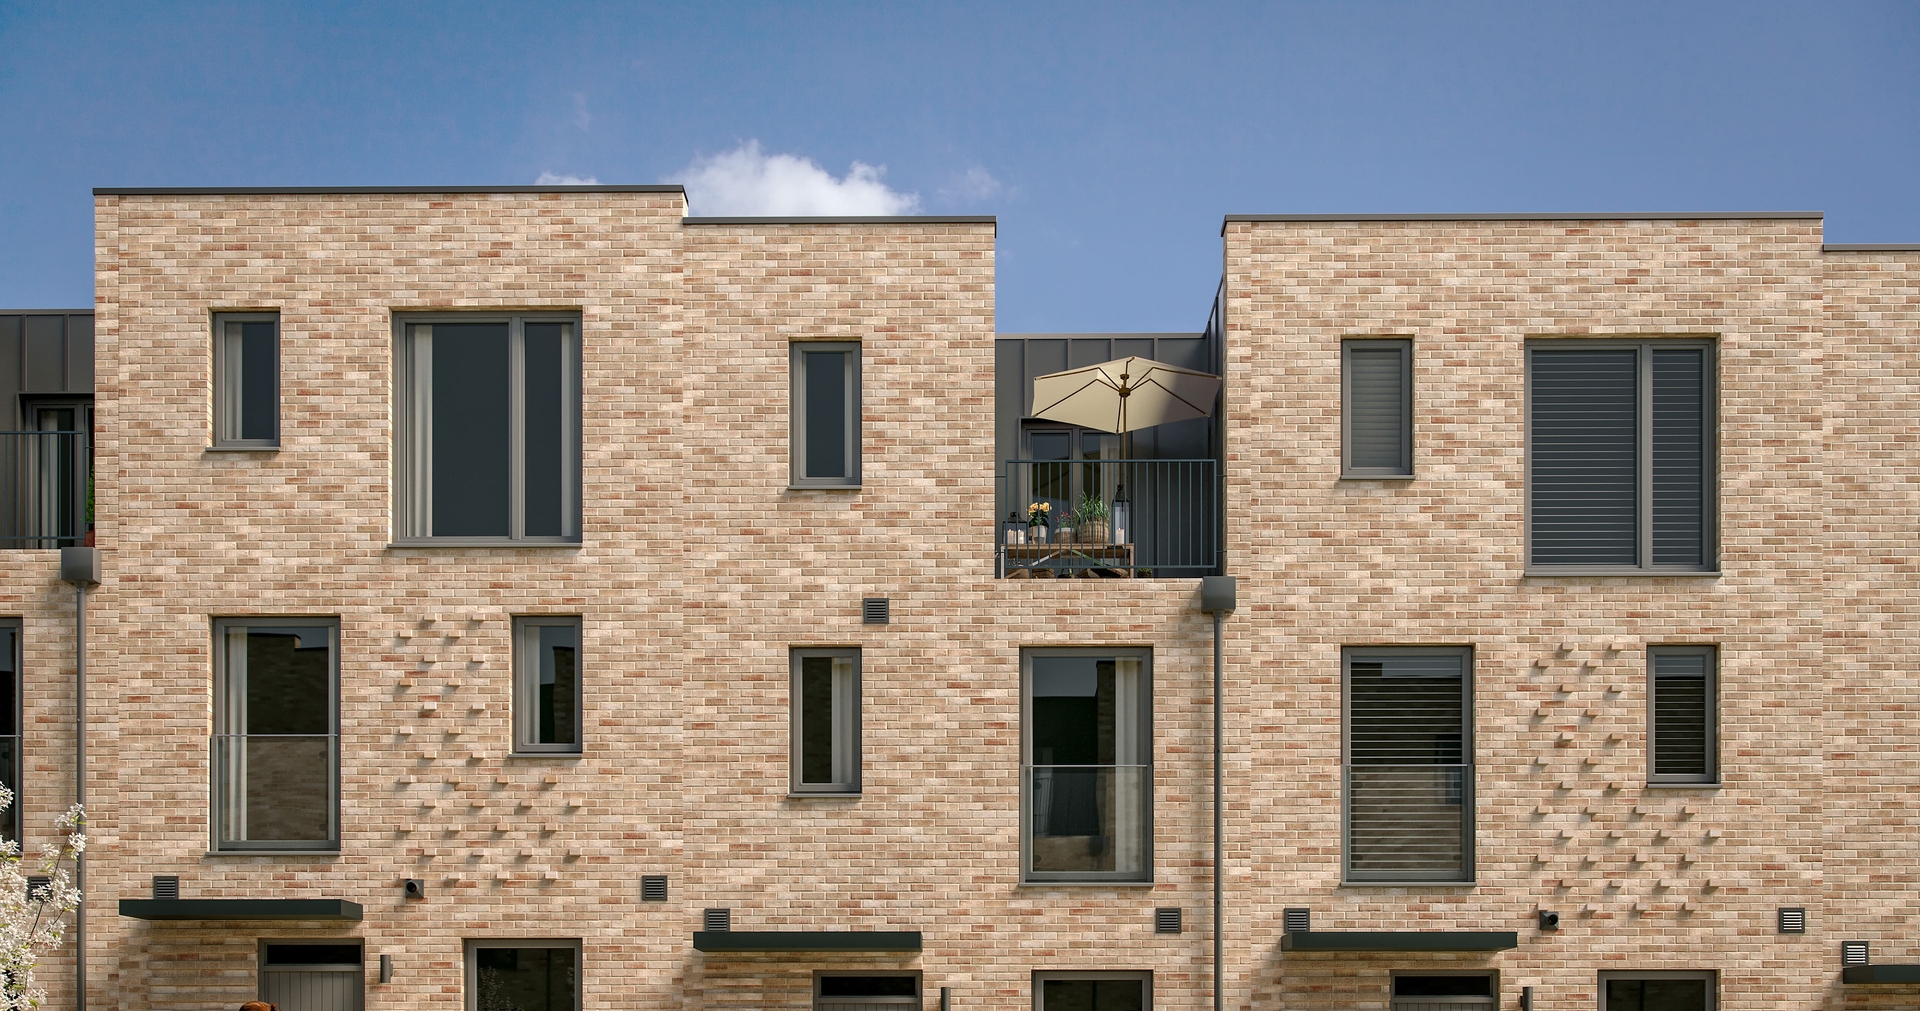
[1343,338,1413,477]
[1033,972,1149,1011]
[1599,972,1714,1011]
[1344,647,1473,883]
[0,621,17,844]
[395,315,581,543]
[790,342,861,487]
[213,619,338,851]
[515,617,582,754]
[791,648,860,794]
[1023,649,1151,882]
[1649,646,1716,784]
[214,312,280,448]
[467,940,580,1011]
[1527,340,1715,571]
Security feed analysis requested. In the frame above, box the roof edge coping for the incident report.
[95,185,685,195]
[1222,211,1823,235]
[1824,243,1920,252]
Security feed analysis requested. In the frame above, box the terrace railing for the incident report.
[999,458,1218,578]
[0,431,90,549]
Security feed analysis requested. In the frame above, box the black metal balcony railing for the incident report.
[0,431,91,549]
[999,458,1219,578]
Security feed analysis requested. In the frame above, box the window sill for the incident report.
[1339,473,1414,481]
[207,444,280,453]
[787,791,862,799]
[786,484,863,491]
[1019,880,1157,888]
[1339,880,1476,888]
[508,751,583,759]
[1523,568,1720,578]
[206,849,341,858]
[1644,781,1722,790]
[388,539,583,549]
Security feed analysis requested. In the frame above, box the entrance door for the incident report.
[259,943,364,1011]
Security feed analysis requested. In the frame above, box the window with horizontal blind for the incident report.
[1649,646,1716,784]
[1527,340,1715,571]
[1343,338,1413,477]
[1343,647,1473,883]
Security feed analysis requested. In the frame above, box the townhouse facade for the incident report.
[0,189,1913,1011]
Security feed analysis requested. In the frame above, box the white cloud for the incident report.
[674,141,920,216]
[938,165,1004,204]
[536,172,600,185]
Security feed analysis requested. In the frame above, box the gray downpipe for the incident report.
[1212,609,1223,1011]
[61,548,98,1011]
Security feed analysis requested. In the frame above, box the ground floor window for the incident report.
[815,973,919,1011]
[259,942,363,1011]
[468,939,580,1011]
[1600,971,1714,1011]
[1390,973,1494,1010]
[1034,971,1149,1011]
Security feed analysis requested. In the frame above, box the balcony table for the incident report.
[1002,540,1135,577]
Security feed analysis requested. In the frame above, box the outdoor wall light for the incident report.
[1537,910,1560,931]
[379,954,393,984]
[403,878,426,900]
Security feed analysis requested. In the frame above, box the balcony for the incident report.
[998,458,1219,578]
[0,430,91,549]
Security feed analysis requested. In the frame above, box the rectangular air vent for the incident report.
[862,598,890,624]
[704,908,731,932]
[151,875,179,901]
[1283,907,1311,933]
[1155,908,1182,934]
[26,876,51,900]
[1778,907,1806,934]
[1843,941,1869,966]
[641,875,668,902]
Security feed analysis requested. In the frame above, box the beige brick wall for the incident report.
[5,198,1902,1011]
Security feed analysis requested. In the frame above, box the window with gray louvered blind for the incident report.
[1527,340,1715,571]
[1649,646,1716,783]
[1343,339,1413,477]
[1343,648,1473,882]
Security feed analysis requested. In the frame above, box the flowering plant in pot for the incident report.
[1025,501,1052,542]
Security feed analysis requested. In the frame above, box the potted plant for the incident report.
[1026,501,1052,543]
[1072,492,1111,544]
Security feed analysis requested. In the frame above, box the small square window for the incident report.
[515,617,582,754]
[466,940,580,1011]
[791,648,860,794]
[790,342,861,487]
[1342,338,1412,477]
[214,312,279,448]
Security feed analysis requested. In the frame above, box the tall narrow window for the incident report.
[1023,649,1151,882]
[1527,340,1715,571]
[213,619,338,851]
[515,618,582,754]
[790,342,861,487]
[395,315,581,542]
[1343,338,1413,477]
[1034,973,1150,1011]
[1649,647,1716,784]
[0,621,18,844]
[791,648,860,794]
[467,941,580,1011]
[1344,647,1473,882]
[214,312,280,448]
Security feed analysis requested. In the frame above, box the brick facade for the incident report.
[0,194,1908,1010]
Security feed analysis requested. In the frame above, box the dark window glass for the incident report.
[792,650,857,792]
[1652,348,1708,567]
[1026,653,1149,880]
[238,322,277,442]
[1605,978,1709,1011]
[804,350,848,479]
[523,322,567,538]
[800,656,837,784]
[216,623,335,848]
[1345,650,1471,882]
[0,626,16,844]
[1530,349,1638,565]
[537,624,578,746]
[1651,649,1712,779]
[242,628,332,736]
[1395,975,1492,997]
[476,947,577,1011]
[264,944,362,966]
[1041,979,1144,1011]
[431,322,512,536]
[820,977,917,998]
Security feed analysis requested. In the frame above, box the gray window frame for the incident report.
[790,647,862,795]
[0,619,19,845]
[211,617,340,853]
[513,616,584,756]
[789,341,862,488]
[1020,647,1154,884]
[1596,970,1715,1010]
[258,940,365,1011]
[464,939,582,1011]
[212,312,281,449]
[1388,970,1497,1010]
[393,313,583,545]
[813,971,921,1011]
[1524,338,1718,574]
[1342,337,1413,478]
[1032,971,1152,1011]
[1341,645,1475,884]
[1647,645,1718,786]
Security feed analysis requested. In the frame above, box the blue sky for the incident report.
[1,2,1914,330]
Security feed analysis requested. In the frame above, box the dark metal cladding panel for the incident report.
[0,316,22,418]
[66,314,94,394]
[1067,337,1112,370]
[23,315,65,393]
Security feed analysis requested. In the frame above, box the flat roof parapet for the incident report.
[96,185,686,195]
[1221,210,1823,235]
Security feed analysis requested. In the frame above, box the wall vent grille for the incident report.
[862,598,890,624]
[641,876,668,902]
[151,875,179,901]
[704,908,731,932]
[1843,941,1870,966]
[1283,907,1311,933]
[1778,907,1806,934]
[1155,908,1182,933]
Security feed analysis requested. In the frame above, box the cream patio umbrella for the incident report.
[1029,356,1222,442]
